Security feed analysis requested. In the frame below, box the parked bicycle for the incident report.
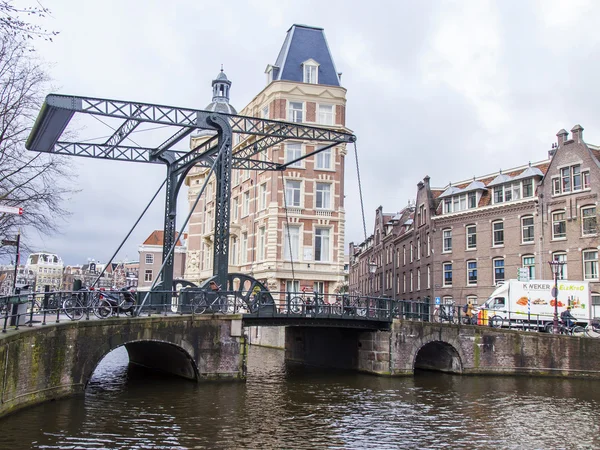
[433,302,458,324]
[288,287,323,314]
[190,282,231,314]
[96,287,137,317]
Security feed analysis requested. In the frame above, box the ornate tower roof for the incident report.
[204,67,237,114]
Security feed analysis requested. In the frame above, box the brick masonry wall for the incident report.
[0,316,246,419]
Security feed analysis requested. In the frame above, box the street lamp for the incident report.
[548,259,565,335]
[368,260,377,296]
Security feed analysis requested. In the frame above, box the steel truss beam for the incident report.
[26,92,356,299]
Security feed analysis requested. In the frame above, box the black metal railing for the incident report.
[1,289,598,338]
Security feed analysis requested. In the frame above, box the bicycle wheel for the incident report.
[433,309,443,323]
[289,296,303,314]
[191,293,208,314]
[63,296,83,320]
[94,299,113,318]
[218,294,232,314]
[490,315,504,328]
[571,326,586,337]
[585,325,600,338]
[330,302,342,316]
[356,298,367,317]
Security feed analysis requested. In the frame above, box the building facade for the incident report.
[350,125,600,311]
[184,24,349,296]
[25,252,64,293]
[138,230,186,290]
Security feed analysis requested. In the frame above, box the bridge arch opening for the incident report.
[414,341,462,374]
[86,340,199,389]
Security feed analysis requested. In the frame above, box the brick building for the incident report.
[350,125,600,312]
[184,24,349,296]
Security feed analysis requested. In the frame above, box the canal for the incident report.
[1,345,599,449]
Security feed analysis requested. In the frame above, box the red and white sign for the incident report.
[0,205,23,215]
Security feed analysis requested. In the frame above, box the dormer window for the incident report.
[302,59,320,84]
[552,164,589,196]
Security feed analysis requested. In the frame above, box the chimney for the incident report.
[556,129,568,146]
[571,124,584,143]
[417,181,424,190]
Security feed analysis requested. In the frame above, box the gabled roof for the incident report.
[271,24,340,86]
[487,173,513,187]
[142,230,184,247]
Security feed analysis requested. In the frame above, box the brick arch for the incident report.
[409,334,465,374]
[81,338,200,389]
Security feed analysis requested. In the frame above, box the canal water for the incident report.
[1,345,599,449]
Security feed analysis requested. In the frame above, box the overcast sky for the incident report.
[17,0,600,265]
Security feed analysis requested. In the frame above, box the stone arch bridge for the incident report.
[1,315,600,418]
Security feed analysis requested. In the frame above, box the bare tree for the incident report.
[0,35,76,260]
[0,1,58,41]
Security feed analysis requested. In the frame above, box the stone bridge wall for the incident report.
[0,315,246,419]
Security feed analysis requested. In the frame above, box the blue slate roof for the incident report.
[271,24,340,86]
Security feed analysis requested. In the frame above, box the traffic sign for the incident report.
[518,268,529,282]
[0,205,23,215]
[1,239,18,246]
[435,297,441,305]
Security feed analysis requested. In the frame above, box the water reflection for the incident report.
[0,345,599,449]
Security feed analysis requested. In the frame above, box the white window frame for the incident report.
[552,211,566,240]
[259,183,268,210]
[318,104,333,125]
[582,205,597,236]
[230,237,238,265]
[232,197,239,221]
[241,232,248,264]
[522,255,535,279]
[303,63,318,84]
[283,225,300,261]
[258,227,266,261]
[467,260,477,286]
[242,191,250,217]
[583,250,599,281]
[521,215,535,243]
[262,105,269,119]
[315,146,332,170]
[144,270,152,282]
[285,143,302,167]
[552,252,568,280]
[314,227,330,262]
[285,180,302,207]
[492,220,504,247]
[443,262,452,287]
[466,224,476,250]
[145,253,154,265]
[315,182,332,210]
[288,101,303,123]
[443,228,452,253]
[493,258,505,285]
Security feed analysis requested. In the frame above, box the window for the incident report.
[410,271,413,292]
[493,258,505,284]
[303,64,318,84]
[443,263,453,287]
[315,146,332,169]
[494,183,521,203]
[417,269,421,290]
[315,183,331,209]
[452,195,467,212]
[523,255,535,279]
[315,228,330,261]
[427,265,431,289]
[145,253,154,264]
[242,191,250,216]
[230,237,238,265]
[523,178,534,198]
[443,229,452,252]
[521,216,534,243]
[285,180,301,207]
[144,270,152,282]
[259,183,268,210]
[494,186,503,203]
[314,281,324,294]
[466,225,477,250]
[285,143,302,167]
[241,233,248,264]
[552,211,566,239]
[466,295,478,306]
[444,198,451,214]
[583,250,598,280]
[262,105,269,119]
[410,242,414,262]
[427,233,431,256]
[288,101,303,123]
[492,221,504,246]
[468,192,477,208]
[554,164,589,195]
[467,260,477,285]
[286,280,300,295]
[403,246,406,265]
[552,252,568,280]
[417,238,421,260]
[318,104,334,125]
[258,227,266,260]
[582,206,597,236]
[232,197,238,220]
[283,225,300,261]
[403,273,406,293]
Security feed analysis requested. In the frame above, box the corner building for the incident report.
[350,125,600,316]
[185,24,349,296]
